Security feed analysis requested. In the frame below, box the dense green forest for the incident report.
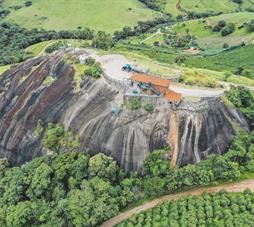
[118,191,254,227]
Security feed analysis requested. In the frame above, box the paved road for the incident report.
[101,179,254,227]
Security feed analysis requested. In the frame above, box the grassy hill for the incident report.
[158,0,254,16]
[173,12,254,51]
[2,0,158,33]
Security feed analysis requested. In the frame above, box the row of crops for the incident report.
[117,191,254,227]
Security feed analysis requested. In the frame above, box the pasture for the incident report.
[2,0,158,33]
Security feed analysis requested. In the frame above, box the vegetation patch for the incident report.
[128,98,142,110]
[42,75,55,86]
[144,103,154,113]
[180,69,219,88]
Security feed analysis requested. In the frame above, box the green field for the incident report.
[164,0,254,16]
[2,0,158,33]
[185,45,254,78]
[173,12,254,50]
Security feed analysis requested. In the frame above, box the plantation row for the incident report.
[117,191,254,227]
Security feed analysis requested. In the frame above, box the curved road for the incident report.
[101,179,254,227]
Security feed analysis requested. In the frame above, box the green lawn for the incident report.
[3,0,158,33]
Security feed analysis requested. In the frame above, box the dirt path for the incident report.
[140,29,161,44]
[101,179,254,227]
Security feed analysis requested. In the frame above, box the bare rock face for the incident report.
[0,53,249,171]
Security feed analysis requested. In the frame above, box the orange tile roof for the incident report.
[165,90,182,102]
[131,73,170,88]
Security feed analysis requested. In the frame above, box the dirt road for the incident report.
[101,179,254,227]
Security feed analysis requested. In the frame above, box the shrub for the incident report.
[84,62,103,79]
[144,103,154,113]
[221,23,235,36]
[175,55,186,65]
[84,57,96,66]
[128,98,141,110]
[245,20,254,33]
[223,43,229,48]
[24,1,32,7]
[45,41,67,53]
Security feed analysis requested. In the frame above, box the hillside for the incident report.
[141,0,254,16]
[173,12,254,50]
[1,0,158,33]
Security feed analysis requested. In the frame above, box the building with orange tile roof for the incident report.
[130,72,182,102]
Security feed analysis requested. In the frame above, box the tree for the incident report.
[128,98,141,110]
[42,123,80,153]
[84,62,103,78]
[92,31,114,50]
[88,153,119,182]
[143,176,166,197]
[221,23,235,36]
[246,20,254,33]
[26,163,53,200]
[6,201,35,226]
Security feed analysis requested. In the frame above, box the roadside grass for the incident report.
[3,0,158,33]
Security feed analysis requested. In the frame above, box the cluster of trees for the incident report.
[213,20,235,36]
[0,151,138,226]
[142,128,254,196]
[165,31,196,49]
[138,0,167,12]
[83,58,103,79]
[225,86,254,128]
[0,123,141,226]
[113,17,173,41]
[92,31,114,50]
[45,41,68,53]
[118,191,254,227]
[0,22,93,65]
[184,11,221,20]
